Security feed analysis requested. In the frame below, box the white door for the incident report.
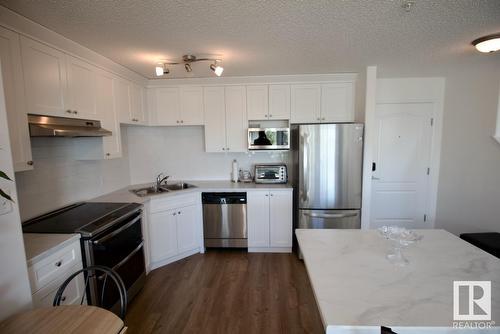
[269,191,293,248]
[155,87,180,125]
[269,84,290,120]
[176,205,199,253]
[247,191,270,248]
[246,85,268,120]
[66,55,98,119]
[203,86,226,152]
[291,84,321,123]
[180,86,203,125]
[149,209,178,262]
[96,70,121,159]
[224,85,247,152]
[370,103,433,229]
[320,83,354,122]
[0,27,33,172]
[20,36,68,117]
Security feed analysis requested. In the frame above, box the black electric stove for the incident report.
[23,202,141,238]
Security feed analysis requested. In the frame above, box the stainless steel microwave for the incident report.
[247,128,290,150]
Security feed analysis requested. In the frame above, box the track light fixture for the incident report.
[155,54,223,77]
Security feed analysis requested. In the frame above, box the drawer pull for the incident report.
[55,261,62,267]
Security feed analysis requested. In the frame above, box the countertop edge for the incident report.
[24,233,81,267]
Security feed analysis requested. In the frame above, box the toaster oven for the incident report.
[254,164,288,184]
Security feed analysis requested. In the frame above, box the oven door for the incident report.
[248,128,290,150]
[86,211,145,309]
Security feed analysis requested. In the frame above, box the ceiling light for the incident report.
[184,63,192,72]
[472,33,500,53]
[210,63,224,77]
[155,63,169,76]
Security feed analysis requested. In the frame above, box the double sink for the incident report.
[131,182,196,197]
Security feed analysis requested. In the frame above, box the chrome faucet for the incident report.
[155,173,170,190]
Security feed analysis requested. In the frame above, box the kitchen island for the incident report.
[296,229,500,333]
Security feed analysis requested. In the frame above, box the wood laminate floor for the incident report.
[125,249,324,334]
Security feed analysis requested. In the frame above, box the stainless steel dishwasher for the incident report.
[202,192,247,248]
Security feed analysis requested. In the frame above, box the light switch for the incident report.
[0,189,13,216]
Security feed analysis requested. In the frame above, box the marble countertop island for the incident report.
[296,229,500,333]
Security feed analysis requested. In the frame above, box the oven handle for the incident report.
[303,212,358,219]
[97,241,144,280]
[92,214,141,245]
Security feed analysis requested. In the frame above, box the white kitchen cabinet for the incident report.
[175,205,199,253]
[224,86,247,152]
[247,189,293,252]
[0,27,33,171]
[180,86,204,125]
[269,190,293,247]
[149,86,203,126]
[269,84,291,120]
[149,208,178,263]
[246,85,268,120]
[291,84,321,123]
[115,77,146,125]
[96,70,121,159]
[247,191,271,247]
[148,193,203,269]
[66,55,97,119]
[320,82,354,122]
[20,36,67,118]
[203,86,226,152]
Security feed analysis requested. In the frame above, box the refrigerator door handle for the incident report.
[303,212,358,219]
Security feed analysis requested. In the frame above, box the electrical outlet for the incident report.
[0,189,13,216]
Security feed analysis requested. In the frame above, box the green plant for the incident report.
[0,170,13,202]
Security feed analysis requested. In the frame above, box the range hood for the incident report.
[28,114,112,137]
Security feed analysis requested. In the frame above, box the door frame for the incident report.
[361,68,445,229]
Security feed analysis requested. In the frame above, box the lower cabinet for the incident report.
[27,238,85,307]
[148,194,203,269]
[247,189,293,252]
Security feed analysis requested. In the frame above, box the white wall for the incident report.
[127,125,290,184]
[0,67,32,320]
[15,127,131,221]
[433,65,500,235]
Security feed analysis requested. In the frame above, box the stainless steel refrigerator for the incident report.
[291,123,364,231]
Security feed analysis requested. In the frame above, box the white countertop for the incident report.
[91,180,293,204]
[296,229,500,333]
[23,233,81,266]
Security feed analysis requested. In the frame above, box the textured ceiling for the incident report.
[1,0,499,79]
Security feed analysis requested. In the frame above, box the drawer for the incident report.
[32,263,86,308]
[28,240,82,293]
[150,192,201,213]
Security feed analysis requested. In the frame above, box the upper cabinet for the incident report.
[20,36,68,118]
[116,78,147,125]
[203,86,247,152]
[0,27,33,171]
[246,85,268,120]
[291,82,355,123]
[246,84,291,121]
[148,86,203,126]
[66,55,98,119]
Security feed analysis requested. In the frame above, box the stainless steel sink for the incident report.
[130,182,196,197]
[163,182,197,191]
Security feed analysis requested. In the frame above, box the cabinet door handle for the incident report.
[176,120,179,124]
[73,110,78,114]
[61,296,66,302]
[270,193,274,196]
[66,110,72,114]
[173,212,176,216]
[55,261,62,267]
[222,148,225,151]
[178,211,181,215]
[27,161,34,166]
[265,194,269,197]
[106,153,111,157]
[269,114,272,118]
[180,120,183,123]
[226,148,230,151]
[321,117,325,121]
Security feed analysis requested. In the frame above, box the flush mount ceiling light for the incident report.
[155,54,224,77]
[472,33,500,53]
